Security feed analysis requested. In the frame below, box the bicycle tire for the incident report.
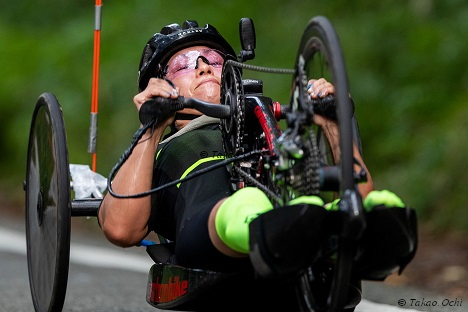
[25,92,71,312]
[290,16,364,312]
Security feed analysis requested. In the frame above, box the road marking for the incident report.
[70,243,153,273]
[0,226,27,254]
[0,227,153,273]
[0,226,425,312]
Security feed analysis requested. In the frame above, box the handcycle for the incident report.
[24,16,418,312]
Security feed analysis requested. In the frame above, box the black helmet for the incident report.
[138,20,236,91]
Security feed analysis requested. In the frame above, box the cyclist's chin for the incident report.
[193,84,220,104]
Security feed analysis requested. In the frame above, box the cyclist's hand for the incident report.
[133,78,179,127]
[134,78,179,109]
[308,78,336,127]
[307,78,335,99]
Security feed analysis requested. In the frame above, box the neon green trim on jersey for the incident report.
[177,156,225,187]
[156,149,163,160]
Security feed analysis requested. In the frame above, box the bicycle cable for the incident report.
[107,122,263,199]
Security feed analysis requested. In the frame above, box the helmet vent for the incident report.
[161,23,182,35]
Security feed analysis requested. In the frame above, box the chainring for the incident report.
[220,58,244,158]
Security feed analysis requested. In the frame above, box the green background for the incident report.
[1,0,467,232]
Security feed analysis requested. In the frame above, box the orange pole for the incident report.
[88,0,102,172]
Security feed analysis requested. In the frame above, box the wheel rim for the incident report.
[25,92,71,312]
[291,16,362,312]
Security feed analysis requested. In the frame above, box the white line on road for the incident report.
[0,226,153,273]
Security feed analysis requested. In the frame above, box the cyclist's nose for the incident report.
[195,56,213,75]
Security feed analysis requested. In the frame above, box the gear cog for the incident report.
[220,58,245,157]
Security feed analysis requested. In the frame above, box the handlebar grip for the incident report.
[278,96,336,120]
[184,98,231,119]
[318,165,368,192]
[311,95,355,120]
[311,95,337,120]
[319,165,340,192]
[139,97,185,125]
[279,95,354,121]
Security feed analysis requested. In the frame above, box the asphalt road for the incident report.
[0,215,463,312]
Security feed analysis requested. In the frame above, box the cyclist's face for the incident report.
[164,47,224,79]
[164,46,224,104]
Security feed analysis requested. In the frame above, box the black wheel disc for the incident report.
[25,92,71,312]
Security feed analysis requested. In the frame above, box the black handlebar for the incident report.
[139,94,346,126]
[137,95,362,193]
[311,95,339,120]
[279,95,343,120]
[139,96,231,125]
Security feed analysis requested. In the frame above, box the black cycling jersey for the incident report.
[149,122,250,271]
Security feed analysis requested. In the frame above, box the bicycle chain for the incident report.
[292,128,320,196]
[295,64,321,195]
[225,59,295,75]
[233,165,282,205]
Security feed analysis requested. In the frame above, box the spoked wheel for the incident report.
[290,16,365,312]
[25,92,71,312]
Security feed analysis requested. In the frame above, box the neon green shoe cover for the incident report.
[324,198,340,211]
[215,187,273,254]
[288,196,324,207]
[363,190,405,212]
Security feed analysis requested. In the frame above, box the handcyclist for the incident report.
[97,20,406,273]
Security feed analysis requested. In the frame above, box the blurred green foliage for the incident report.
[1,0,467,232]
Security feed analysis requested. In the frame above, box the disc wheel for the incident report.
[220,58,244,158]
[290,16,363,312]
[25,92,71,312]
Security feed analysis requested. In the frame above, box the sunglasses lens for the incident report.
[165,49,225,78]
